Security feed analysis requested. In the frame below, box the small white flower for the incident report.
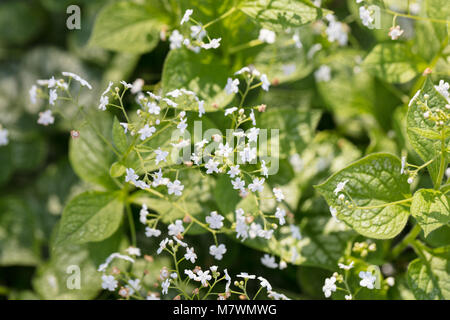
[125,168,139,183]
[139,204,149,224]
[163,97,178,107]
[168,219,184,236]
[359,6,374,27]
[145,227,161,238]
[198,100,205,117]
[247,127,260,142]
[334,179,349,195]
[126,247,141,256]
[260,74,270,91]
[147,91,161,101]
[258,28,276,44]
[155,147,169,164]
[325,15,348,46]
[329,206,340,222]
[445,167,450,179]
[120,80,133,89]
[216,143,233,158]
[401,156,406,174]
[180,9,193,25]
[235,220,249,241]
[47,76,57,88]
[315,65,331,82]
[275,207,286,225]
[185,269,197,280]
[248,178,264,193]
[232,177,245,190]
[101,275,118,291]
[225,78,239,95]
[389,25,404,40]
[290,224,302,240]
[249,109,256,126]
[240,146,256,163]
[161,279,170,295]
[237,272,256,279]
[157,238,169,254]
[138,124,156,140]
[338,261,354,270]
[261,254,278,269]
[0,127,9,146]
[191,25,206,41]
[228,165,240,178]
[49,89,57,105]
[201,38,221,49]
[268,290,290,300]
[273,188,284,202]
[169,30,184,50]
[147,293,160,300]
[62,72,92,89]
[197,270,212,286]
[322,276,337,298]
[29,85,38,104]
[224,107,238,116]
[224,269,231,292]
[147,102,161,115]
[209,244,227,260]
[258,276,272,291]
[205,159,220,174]
[359,271,377,289]
[152,168,169,187]
[206,211,224,229]
[184,247,197,263]
[386,277,395,287]
[345,294,352,300]
[126,278,141,295]
[235,67,251,75]
[435,80,450,102]
[37,109,55,126]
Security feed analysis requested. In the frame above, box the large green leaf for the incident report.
[407,78,450,185]
[362,43,425,84]
[89,0,169,54]
[315,153,411,239]
[407,246,450,300]
[55,191,124,246]
[239,0,329,30]
[426,0,450,41]
[161,49,233,111]
[69,113,117,189]
[411,189,450,237]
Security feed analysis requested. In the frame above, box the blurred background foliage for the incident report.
[0,0,448,300]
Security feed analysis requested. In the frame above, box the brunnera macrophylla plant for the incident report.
[316,77,450,300]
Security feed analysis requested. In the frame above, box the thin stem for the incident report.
[126,202,137,246]
[353,197,412,210]
[435,130,447,189]
[384,9,450,24]
[202,7,237,29]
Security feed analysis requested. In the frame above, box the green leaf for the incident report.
[214,175,241,215]
[89,0,169,54]
[411,189,450,237]
[407,77,450,184]
[315,153,411,239]
[0,197,40,266]
[362,43,424,84]
[55,191,124,246]
[112,116,128,154]
[69,112,117,189]
[409,127,442,140]
[407,246,450,300]
[0,144,12,186]
[426,0,450,41]
[239,0,329,30]
[161,49,233,111]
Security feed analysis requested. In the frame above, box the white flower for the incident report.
[37,109,55,126]
[130,78,144,94]
[260,74,270,91]
[201,38,221,49]
[275,207,286,225]
[157,238,169,254]
[191,25,206,41]
[240,146,256,162]
[237,272,256,279]
[290,224,302,240]
[334,179,349,195]
[198,100,205,117]
[315,65,331,82]
[97,253,135,272]
[205,159,220,174]
[155,147,169,164]
[261,254,278,269]
[389,25,404,40]
[338,261,354,270]
[47,76,57,88]
[161,279,170,295]
[138,124,156,140]
[247,127,260,142]
[163,97,178,107]
[249,109,256,126]
[225,78,239,95]
[206,211,224,229]
[359,271,376,289]
[145,227,161,238]
[147,91,161,101]
[258,276,272,291]
[273,188,284,202]
[168,219,184,236]
[435,80,450,102]
[359,6,374,27]
[258,28,276,44]
[209,244,227,260]
[120,80,133,89]
[29,85,38,104]
[0,127,9,146]
[126,247,141,256]
[197,270,212,286]
[147,102,161,115]
[401,156,406,174]
[293,32,302,48]
[224,107,238,116]
[185,269,197,280]
[49,89,57,105]
[119,123,128,134]
[446,167,450,179]
[248,178,264,193]
[216,143,233,158]
[99,95,109,111]
[345,294,352,300]
[126,278,141,295]
[235,67,251,75]
[152,168,170,187]
[184,247,197,263]
[386,277,395,287]
[125,168,139,183]
[101,275,118,291]
[174,237,188,248]
[231,177,245,190]
[139,204,149,224]
[224,269,231,292]
[147,293,160,300]
[268,291,290,300]
[329,206,340,222]
[169,30,184,49]
[171,139,190,149]
[181,9,193,25]
[322,276,337,298]
[228,165,240,178]
[62,71,92,89]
